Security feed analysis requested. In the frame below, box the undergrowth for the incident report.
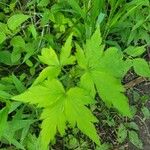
[0,0,150,150]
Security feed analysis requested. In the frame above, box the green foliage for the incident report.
[12,25,150,149]
[0,0,150,149]
[124,46,146,57]
[129,131,143,149]
[0,32,6,44]
[76,27,132,117]
[0,106,9,139]
[116,121,144,149]
[117,124,127,143]
[11,26,150,148]
[7,14,30,31]
[12,79,100,149]
[133,58,150,77]
[142,107,150,119]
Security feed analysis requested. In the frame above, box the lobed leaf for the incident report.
[12,79,100,148]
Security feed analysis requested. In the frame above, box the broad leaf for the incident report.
[12,79,100,149]
[133,58,150,77]
[7,14,30,31]
[0,51,12,65]
[76,27,132,117]
[11,48,21,64]
[129,131,143,149]
[40,103,66,149]
[124,46,146,57]
[142,107,150,119]
[97,47,132,78]
[127,122,139,131]
[37,35,75,85]
[12,79,65,108]
[38,48,60,66]
[10,36,25,48]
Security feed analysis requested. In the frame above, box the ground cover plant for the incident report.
[0,0,150,150]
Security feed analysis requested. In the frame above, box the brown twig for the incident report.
[124,77,147,89]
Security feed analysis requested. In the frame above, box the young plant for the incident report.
[11,26,150,149]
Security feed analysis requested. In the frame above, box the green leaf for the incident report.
[75,43,87,69]
[60,34,75,65]
[65,88,100,145]
[133,58,150,77]
[124,46,146,57]
[28,24,37,39]
[12,74,26,93]
[26,134,39,150]
[96,13,106,25]
[80,73,96,98]
[33,66,61,86]
[9,102,21,113]
[3,114,34,150]
[0,90,12,99]
[12,79,65,108]
[0,22,11,34]
[117,124,127,143]
[98,47,131,78]
[129,131,143,149]
[0,32,6,44]
[127,122,139,131]
[40,103,66,150]
[0,106,9,139]
[76,28,132,117]
[23,43,36,63]
[10,36,25,48]
[142,107,150,119]
[67,0,85,18]
[11,48,21,64]
[0,51,12,65]
[85,26,102,66]
[38,48,60,66]
[90,0,104,24]
[38,0,50,7]
[93,71,131,117]
[7,14,30,31]
[132,19,145,31]
[12,79,100,148]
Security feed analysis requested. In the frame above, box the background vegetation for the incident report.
[0,0,150,150]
